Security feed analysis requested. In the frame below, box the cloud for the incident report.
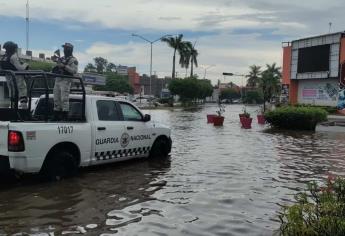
[158,17,182,21]
[51,31,281,85]
[2,0,345,84]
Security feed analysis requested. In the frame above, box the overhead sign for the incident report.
[82,73,106,86]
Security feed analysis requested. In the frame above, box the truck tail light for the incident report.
[8,131,25,152]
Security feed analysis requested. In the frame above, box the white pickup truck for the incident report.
[0,94,172,180]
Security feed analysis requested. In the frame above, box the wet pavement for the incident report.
[1,104,345,235]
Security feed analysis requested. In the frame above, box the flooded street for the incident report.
[1,104,345,236]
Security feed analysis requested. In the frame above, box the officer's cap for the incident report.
[62,43,73,49]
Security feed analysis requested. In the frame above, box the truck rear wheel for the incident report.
[41,150,78,181]
[149,137,170,159]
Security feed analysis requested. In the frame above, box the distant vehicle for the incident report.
[135,97,149,104]
[115,95,129,101]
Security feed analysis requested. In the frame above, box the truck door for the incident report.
[92,100,125,163]
[118,102,153,158]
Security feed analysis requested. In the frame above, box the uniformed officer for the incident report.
[53,43,78,120]
[0,41,29,109]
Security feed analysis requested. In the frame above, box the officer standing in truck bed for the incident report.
[53,42,78,120]
[0,41,29,109]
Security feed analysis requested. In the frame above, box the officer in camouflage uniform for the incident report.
[0,41,29,109]
[53,43,78,120]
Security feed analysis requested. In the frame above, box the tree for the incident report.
[85,57,134,94]
[259,63,281,111]
[196,79,213,100]
[179,42,191,70]
[94,73,133,94]
[84,63,96,73]
[179,41,199,78]
[106,63,117,73]
[94,57,108,73]
[187,43,198,78]
[246,65,261,88]
[220,88,241,103]
[161,34,185,79]
[243,90,263,104]
[168,77,213,104]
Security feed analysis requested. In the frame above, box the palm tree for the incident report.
[246,65,261,88]
[188,43,198,78]
[259,63,282,111]
[179,42,191,77]
[161,34,185,79]
[179,41,198,78]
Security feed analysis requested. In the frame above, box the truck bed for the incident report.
[0,108,30,121]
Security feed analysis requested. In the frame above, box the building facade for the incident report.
[282,32,345,107]
[127,67,141,94]
[139,75,171,97]
[116,65,129,76]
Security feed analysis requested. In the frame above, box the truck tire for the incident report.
[149,137,170,159]
[41,150,78,181]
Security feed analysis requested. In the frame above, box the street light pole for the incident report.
[131,33,171,98]
[26,0,30,52]
[203,65,215,79]
[150,42,152,96]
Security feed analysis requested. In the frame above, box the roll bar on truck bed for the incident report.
[0,70,86,122]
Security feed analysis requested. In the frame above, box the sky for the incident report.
[0,0,344,85]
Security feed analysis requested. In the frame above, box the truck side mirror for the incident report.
[143,114,151,122]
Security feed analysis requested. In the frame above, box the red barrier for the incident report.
[257,115,265,125]
[213,116,224,126]
[240,117,252,129]
[207,114,217,123]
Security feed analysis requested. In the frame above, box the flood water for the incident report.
[1,104,345,236]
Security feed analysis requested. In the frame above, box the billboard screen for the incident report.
[297,45,330,73]
[82,73,106,86]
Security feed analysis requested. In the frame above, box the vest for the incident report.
[52,56,74,76]
[0,55,17,71]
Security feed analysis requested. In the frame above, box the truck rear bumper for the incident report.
[0,155,11,175]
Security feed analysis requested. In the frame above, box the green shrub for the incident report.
[279,177,345,236]
[265,106,327,130]
[243,90,264,104]
[294,104,337,115]
[27,60,54,72]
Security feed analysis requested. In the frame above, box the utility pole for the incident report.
[26,0,30,52]
[203,65,215,79]
[131,33,171,97]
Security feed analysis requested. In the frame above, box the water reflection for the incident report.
[0,158,171,235]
